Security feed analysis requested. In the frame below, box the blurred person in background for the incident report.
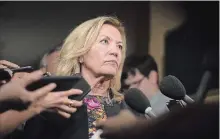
[122,54,171,116]
[39,44,62,75]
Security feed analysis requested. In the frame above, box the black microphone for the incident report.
[159,75,194,104]
[193,48,218,103]
[0,66,34,81]
[124,88,156,118]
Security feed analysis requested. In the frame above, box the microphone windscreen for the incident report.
[124,88,151,114]
[159,75,186,100]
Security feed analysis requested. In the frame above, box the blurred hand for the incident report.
[96,110,139,137]
[0,70,47,103]
[0,70,83,118]
[0,60,20,69]
[12,72,30,80]
[28,89,83,118]
[96,110,150,139]
[0,60,20,84]
[0,80,6,85]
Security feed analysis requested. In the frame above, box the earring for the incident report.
[79,57,83,63]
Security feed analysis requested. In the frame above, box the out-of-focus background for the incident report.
[0,1,218,95]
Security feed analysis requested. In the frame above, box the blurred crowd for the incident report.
[0,15,218,139]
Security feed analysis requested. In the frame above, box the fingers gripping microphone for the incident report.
[159,75,194,104]
[124,88,156,118]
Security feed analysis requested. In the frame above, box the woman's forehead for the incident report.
[98,24,122,42]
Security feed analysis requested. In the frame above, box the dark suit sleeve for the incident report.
[23,105,89,139]
[23,115,60,139]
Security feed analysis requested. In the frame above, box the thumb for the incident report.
[95,119,106,129]
[21,70,43,87]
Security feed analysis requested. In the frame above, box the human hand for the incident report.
[0,70,51,103]
[0,60,20,84]
[28,88,83,118]
[0,60,19,69]
[96,110,139,138]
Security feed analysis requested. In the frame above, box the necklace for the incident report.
[90,89,113,106]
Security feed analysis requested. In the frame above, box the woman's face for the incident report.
[81,24,123,78]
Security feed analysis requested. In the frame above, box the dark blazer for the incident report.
[22,99,127,139]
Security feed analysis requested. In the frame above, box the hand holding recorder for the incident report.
[0,70,83,118]
[0,60,34,84]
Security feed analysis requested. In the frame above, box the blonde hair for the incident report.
[56,16,127,102]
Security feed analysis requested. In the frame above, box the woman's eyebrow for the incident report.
[99,35,122,44]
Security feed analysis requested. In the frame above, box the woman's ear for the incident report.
[148,70,158,84]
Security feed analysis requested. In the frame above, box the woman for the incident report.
[23,16,127,139]
[58,15,127,138]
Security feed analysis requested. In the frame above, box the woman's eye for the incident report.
[118,45,123,50]
[100,39,109,45]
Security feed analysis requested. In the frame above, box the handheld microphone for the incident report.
[0,66,34,81]
[159,75,194,104]
[124,88,157,118]
[193,49,216,103]
[195,71,212,103]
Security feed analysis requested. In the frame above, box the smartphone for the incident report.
[26,74,91,101]
[11,66,34,73]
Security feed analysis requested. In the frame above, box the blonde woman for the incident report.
[24,16,128,139]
